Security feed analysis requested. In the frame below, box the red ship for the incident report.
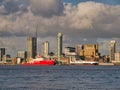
[21,55,55,66]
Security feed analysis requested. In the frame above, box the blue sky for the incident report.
[63,0,120,5]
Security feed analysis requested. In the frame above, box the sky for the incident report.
[64,0,120,5]
[0,0,120,57]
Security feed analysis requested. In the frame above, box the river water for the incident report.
[0,65,120,90]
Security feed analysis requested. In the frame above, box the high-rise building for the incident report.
[57,32,63,58]
[42,41,49,57]
[110,40,116,62]
[27,36,37,60]
[0,48,5,61]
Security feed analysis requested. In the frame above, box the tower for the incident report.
[27,36,37,60]
[57,32,63,58]
[42,41,49,57]
[26,24,38,60]
[0,48,5,61]
[110,40,116,62]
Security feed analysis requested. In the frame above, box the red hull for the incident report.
[21,60,55,66]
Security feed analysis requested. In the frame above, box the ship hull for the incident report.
[21,60,55,66]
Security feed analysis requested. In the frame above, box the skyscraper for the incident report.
[110,40,116,62]
[27,36,37,60]
[57,32,63,58]
[0,48,5,61]
[42,41,49,57]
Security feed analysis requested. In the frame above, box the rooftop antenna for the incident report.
[35,24,38,55]
[35,24,38,38]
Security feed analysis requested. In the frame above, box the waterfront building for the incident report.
[27,36,37,60]
[2,55,11,62]
[64,47,76,56]
[114,52,120,62]
[0,48,5,61]
[83,44,100,59]
[110,40,116,62]
[75,45,84,56]
[42,41,49,57]
[57,32,63,58]
[17,51,27,59]
[75,44,100,60]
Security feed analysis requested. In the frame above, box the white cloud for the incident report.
[1,1,120,38]
[0,0,28,15]
[0,1,120,56]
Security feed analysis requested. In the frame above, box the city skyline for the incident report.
[0,0,120,56]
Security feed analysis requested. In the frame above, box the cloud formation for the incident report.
[26,0,64,17]
[0,0,28,15]
[0,0,120,38]
[0,0,120,56]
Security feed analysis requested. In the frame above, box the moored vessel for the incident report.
[70,60,98,65]
[21,55,55,66]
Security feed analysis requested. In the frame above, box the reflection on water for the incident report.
[0,65,120,90]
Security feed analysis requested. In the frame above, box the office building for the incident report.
[42,41,49,57]
[0,48,5,61]
[27,36,37,60]
[110,40,116,62]
[57,32,63,58]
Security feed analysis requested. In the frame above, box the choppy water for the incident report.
[0,65,120,90]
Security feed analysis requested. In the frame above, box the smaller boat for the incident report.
[70,60,98,65]
[21,54,55,66]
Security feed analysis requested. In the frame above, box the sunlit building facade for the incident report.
[57,32,63,58]
[76,44,100,59]
[110,40,116,62]
[84,44,99,58]
[114,52,120,62]
[27,36,37,60]
[42,41,49,57]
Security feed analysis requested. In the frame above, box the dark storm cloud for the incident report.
[26,0,64,17]
[0,0,28,15]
